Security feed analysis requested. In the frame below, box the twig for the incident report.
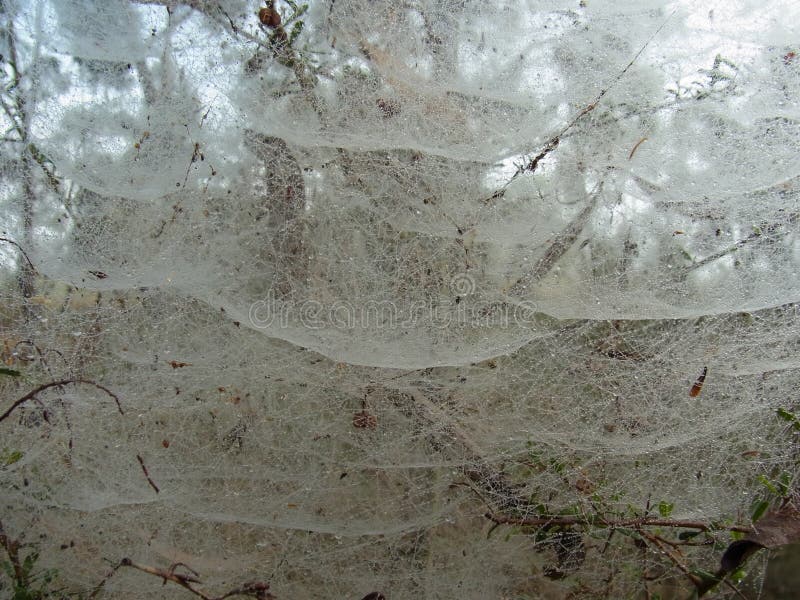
[507,183,602,294]
[183,142,202,186]
[136,454,160,494]
[12,340,74,449]
[484,512,752,534]
[27,142,61,191]
[87,559,124,599]
[132,0,320,115]
[95,558,274,600]
[483,9,675,202]
[0,95,23,139]
[639,530,703,589]
[0,237,36,271]
[628,137,648,160]
[683,227,770,274]
[0,379,123,423]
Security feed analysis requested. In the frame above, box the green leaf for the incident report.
[751,500,769,523]
[757,475,778,495]
[692,568,718,579]
[1,448,23,466]
[779,472,792,497]
[658,501,674,518]
[776,408,800,430]
[0,367,21,377]
[679,530,702,541]
[22,551,38,576]
[289,20,304,44]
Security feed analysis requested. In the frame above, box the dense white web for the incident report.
[1,1,800,598]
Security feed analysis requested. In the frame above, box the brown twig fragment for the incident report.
[136,454,160,494]
[628,137,648,160]
[183,142,202,186]
[524,136,560,174]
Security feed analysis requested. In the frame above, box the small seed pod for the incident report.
[259,7,281,28]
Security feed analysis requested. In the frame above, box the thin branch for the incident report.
[0,379,123,423]
[0,95,23,144]
[507,183,602,294]
[639,530,703,589]
[136,454,160,494]
[0,236,36,271]
[683,229,767,274]
[95,558,274,600]
[3,7,23,104]
[132,0,322,116]
[26,142,61,191]
[628,137,648,160]
[484,512,753,534]
[484,9,675,202]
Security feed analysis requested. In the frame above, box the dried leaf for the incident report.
[690,366,707,397]
[720,505,800,573]
[168,360,191,369]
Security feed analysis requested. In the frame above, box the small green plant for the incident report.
[1,448,23,466]
[0,521,60,600]
[777,407,800,432]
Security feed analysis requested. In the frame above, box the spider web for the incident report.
[2,0,800,598]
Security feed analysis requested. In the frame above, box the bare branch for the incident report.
[507,183,602,294]
[484,512,752,534]
[0,236,36,271]
[0,379,123,423]
[484,9,676,202]
[95,558,274,600]
[136,454,160,494]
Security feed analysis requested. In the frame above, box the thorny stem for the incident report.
[256,1,322,117]
[90,558,274,600]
